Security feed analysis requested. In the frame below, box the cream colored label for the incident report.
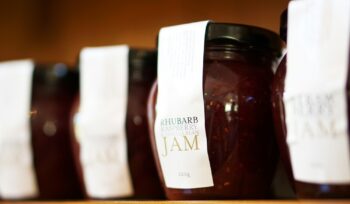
[285,0,350,184]
[78,45,133,198]
[155,21,214,189]
[0,60,38,199]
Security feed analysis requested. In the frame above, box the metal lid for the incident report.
[280,9,288,42]
[33,63,78,89]
[129,49,156,70]
[129,49,157,82]
[206,22,283,53]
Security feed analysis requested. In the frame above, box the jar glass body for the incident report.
[31,64,83,200]
[271,56,295,184]
[125,50,164,199]
[70,50,163,199]
[148,42,280,199]
[272,55,350,198]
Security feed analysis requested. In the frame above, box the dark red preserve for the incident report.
[271,9,350,199]
[126,50,164,199]
[148,23,283,199]
[31,63,83,200]
[70,49,163,199]
[271,9,296,192]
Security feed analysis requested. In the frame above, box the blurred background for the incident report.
[0,0,288,66]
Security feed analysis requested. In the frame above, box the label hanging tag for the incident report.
[285,0,350,184]
[78,45,133,198]
[155,21,214,189]
[0,60,38,199]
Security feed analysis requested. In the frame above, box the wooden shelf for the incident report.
[5,200,350,204]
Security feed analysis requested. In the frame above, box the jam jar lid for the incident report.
[129,49,157,82]
[34,63,78,89]
[280,9,288,42]
[129,49,156,69]
[206,22,283,53]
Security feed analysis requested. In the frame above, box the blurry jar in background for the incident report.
[70,49,163,199]
[125,50,164,199]
[273,0,350,198]
[30,63,83,200]
[271,9,295,191]
[148,23,283,200]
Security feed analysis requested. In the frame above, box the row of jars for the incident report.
[0,0,349,200]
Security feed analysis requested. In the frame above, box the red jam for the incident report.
[272,52,350,198]
[271,9,296,193]
[148,23,283,200]
[271,56,295,186]
[125,50,164,199]
[31,64,83,200]
[272,9,350,198]
[70,49,163,199]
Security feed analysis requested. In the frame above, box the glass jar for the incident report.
[272,8,350,199]
[31,63,82,199]
[70,49,163,199]
[125,50,164,199]
[271,9,296,194]
[148,23,283,199]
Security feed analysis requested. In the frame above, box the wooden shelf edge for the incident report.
[3,200,350,204]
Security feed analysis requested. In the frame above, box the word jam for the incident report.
[161,135,199,157]
[286,93,344,143]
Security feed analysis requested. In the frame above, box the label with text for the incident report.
[0,60,38,199]
[285,0,350,184]
[78,45,133,198]
[155,21,214,189]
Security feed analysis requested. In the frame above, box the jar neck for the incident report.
[204,43,280,66]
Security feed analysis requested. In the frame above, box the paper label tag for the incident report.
[78,45,133,198]
[285,0,350,184]
[155,21,214,189]
[0,60,38,199]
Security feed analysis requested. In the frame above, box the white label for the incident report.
[0,60,38,199]
[78,45,133,198]
[285,0,350,184]
[155,21,214,189]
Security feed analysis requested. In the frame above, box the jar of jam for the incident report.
[126,50,164,199]
[70,49,163,199]
[148,23,283,199]
[31,63,83,199]
[272,0,350,198]
[271,9,295,193]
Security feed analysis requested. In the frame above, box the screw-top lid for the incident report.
[206,22,283,54]
[33,63,78,90]
[129,49,157,82]
[280,9,288,42]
